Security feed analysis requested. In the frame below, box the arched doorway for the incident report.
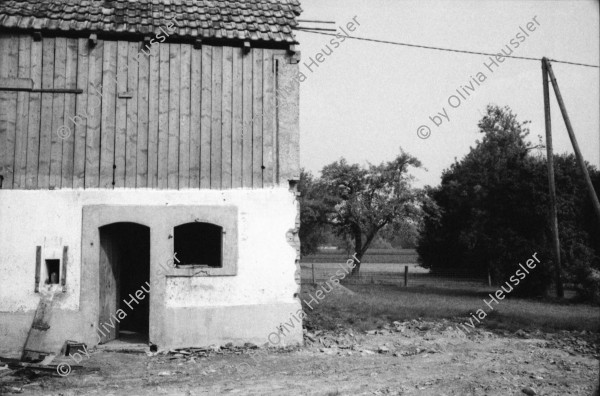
[98,222,150,344]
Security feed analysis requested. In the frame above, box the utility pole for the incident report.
[542,58,564,298]
[545,58,600,224]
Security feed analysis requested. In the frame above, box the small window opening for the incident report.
[45,259,60,284]
[174,223,222,268]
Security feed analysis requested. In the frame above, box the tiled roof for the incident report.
[0,0,302,44]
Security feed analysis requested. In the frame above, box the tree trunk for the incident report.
[350,225,386,276]
[351,229,362,276]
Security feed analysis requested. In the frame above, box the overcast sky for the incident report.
[295,0,600,187]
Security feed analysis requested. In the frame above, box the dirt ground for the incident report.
[2,319,598,396]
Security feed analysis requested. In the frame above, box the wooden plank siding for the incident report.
[0,34,299,190]
[13,35,31,189]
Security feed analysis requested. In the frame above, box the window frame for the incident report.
[165,206,238,278]
[173,222,224,269]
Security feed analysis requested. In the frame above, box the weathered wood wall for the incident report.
[0,33,299,190]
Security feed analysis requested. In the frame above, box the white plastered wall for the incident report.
[0,187,301,351]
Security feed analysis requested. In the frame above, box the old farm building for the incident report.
[0,0,302,353]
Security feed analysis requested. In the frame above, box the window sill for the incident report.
[164,266,236,277]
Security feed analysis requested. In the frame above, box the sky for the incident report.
[294,0,600,187]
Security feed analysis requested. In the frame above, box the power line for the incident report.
[297,29,600,69]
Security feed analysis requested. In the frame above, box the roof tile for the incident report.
[0,0,301,44]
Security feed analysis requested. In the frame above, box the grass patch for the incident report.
[301,284,600,333]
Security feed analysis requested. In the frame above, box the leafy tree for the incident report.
[298,169,330,256]
[418,105,600,298]
[316,153,424,275]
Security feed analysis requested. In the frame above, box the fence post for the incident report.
[311,263,315,285]
[487,269,492,287]
[404,265,408,287]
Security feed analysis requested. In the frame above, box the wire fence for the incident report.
[300,262,491,289]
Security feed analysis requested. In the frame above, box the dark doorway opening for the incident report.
[99,222,150,344]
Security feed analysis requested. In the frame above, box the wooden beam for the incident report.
[49,37,67,189]
[84,39,104,188]
[14,36,32,189]
[157,43,170,189]
[252,48,263,188]
[287,44,298,56]
[99,41,117,189]
[113,41,128,188]
[231,47,243,188]
[61,38,78,188]
[221,46,233,189]
[542,58,563,298]
[125,41,140,188]
[290,51,301,65]
[189,45,202,188]
[241,47,253,187]
[88,33,98,47]
[210,46,223,189]
[200,46,212,188]
[35,246,41,293]
[26,38,43,188]
[167,43,181,189]
[0,77,33,90]
[147,45,160,188]
[179,44,192,189]
[0,76,82,94]
[136,43,150,188]
[545,58,600,225]
[61,246,68,292]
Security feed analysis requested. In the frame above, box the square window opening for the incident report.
[174,222,223,268]
[45,259,60,284]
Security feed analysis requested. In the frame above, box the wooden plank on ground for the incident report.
[26,38,42,189]
[136,48,150,188]
[231,47,243,189]
[113,41,128,188]
[84,40,104,188]
[241,48,253,188]
[147,48,160,188]
[200,45,212,189]
[49,37,66,189]
[157,43,170,189]
[178,44,191,189]
[21,295,56,362]
[61,38,78,188]
[99,41,117,189]
[189,47,201,189]
[262,50,275,187]
[125,42,139,188]
[14,35,31,188]
[221,46,233,189]
[73,38,89,188]
[252,48,263,189]
[210,46,223,189]
[38,38,55,189]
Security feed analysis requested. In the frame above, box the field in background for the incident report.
[299,249,597,333]
[300,248,418,264]
[300,248,488,287]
